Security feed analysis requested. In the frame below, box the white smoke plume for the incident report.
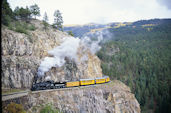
[37,29,112,77]
[81,30,112,54]
[81,31,103,54]
[38,37,80,77]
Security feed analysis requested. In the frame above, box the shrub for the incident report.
[15,25,28,34]
[28,24,36,31]
[3,15,11,26]
[67,31,74,36]
[8,23,14,30]
[22,22,28,29]
[15,22,28,34]
[40,103,61,113]
[5,102,26,113]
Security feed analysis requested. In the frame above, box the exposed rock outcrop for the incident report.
[2,80,140,113]
[1,20,102,89]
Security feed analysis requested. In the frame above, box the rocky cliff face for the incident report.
[2,80,141,113]
[1,20,102,89]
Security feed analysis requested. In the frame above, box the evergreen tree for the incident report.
[43,12,49,30]
[2,0,13,26]
[14,6,31,22]
[25,6,31,22]
[53,10,63,31]
[14,6,20,19]
[30,4,40,19]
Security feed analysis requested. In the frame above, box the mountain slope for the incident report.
[96,19,171,113]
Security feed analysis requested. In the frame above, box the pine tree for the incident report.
[2,0,13,26]
[43,12,49,30]
[53,10,63,31]
[13,6,31,22]
[14,6,20,19]
[30,4,40,19]
[25,6,31,22]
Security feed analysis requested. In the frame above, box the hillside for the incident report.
[64,23,108,37]
[64,19,171,38]
[96,19,171,113]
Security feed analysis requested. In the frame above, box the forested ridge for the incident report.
[97,19,171,113]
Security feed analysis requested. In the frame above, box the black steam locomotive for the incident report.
[31,80,66,91]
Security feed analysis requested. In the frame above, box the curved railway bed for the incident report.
[2,91,29,101]
[31,76,110,91]
[2,76,110,101]
[2,81,111,101]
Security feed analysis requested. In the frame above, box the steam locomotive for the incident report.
[31,76,110,91]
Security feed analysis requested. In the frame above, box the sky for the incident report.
[8,0,171,25]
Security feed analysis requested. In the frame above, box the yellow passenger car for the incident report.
[105,76,110,82]
[66,81,80,87]
[95,77,106,84]
[80,79,95,86]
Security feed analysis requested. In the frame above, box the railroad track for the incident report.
[2,82,110,101]
[2,87,81,101]
[2,90,29,96]
[2,91,29,101]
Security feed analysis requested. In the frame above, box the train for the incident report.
[31,76,110,91]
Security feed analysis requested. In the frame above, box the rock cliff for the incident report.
[2,80,140,113]
[1,20,102,89]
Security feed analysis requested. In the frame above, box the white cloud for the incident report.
[156,0,171,9]
[8,0,171,25]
